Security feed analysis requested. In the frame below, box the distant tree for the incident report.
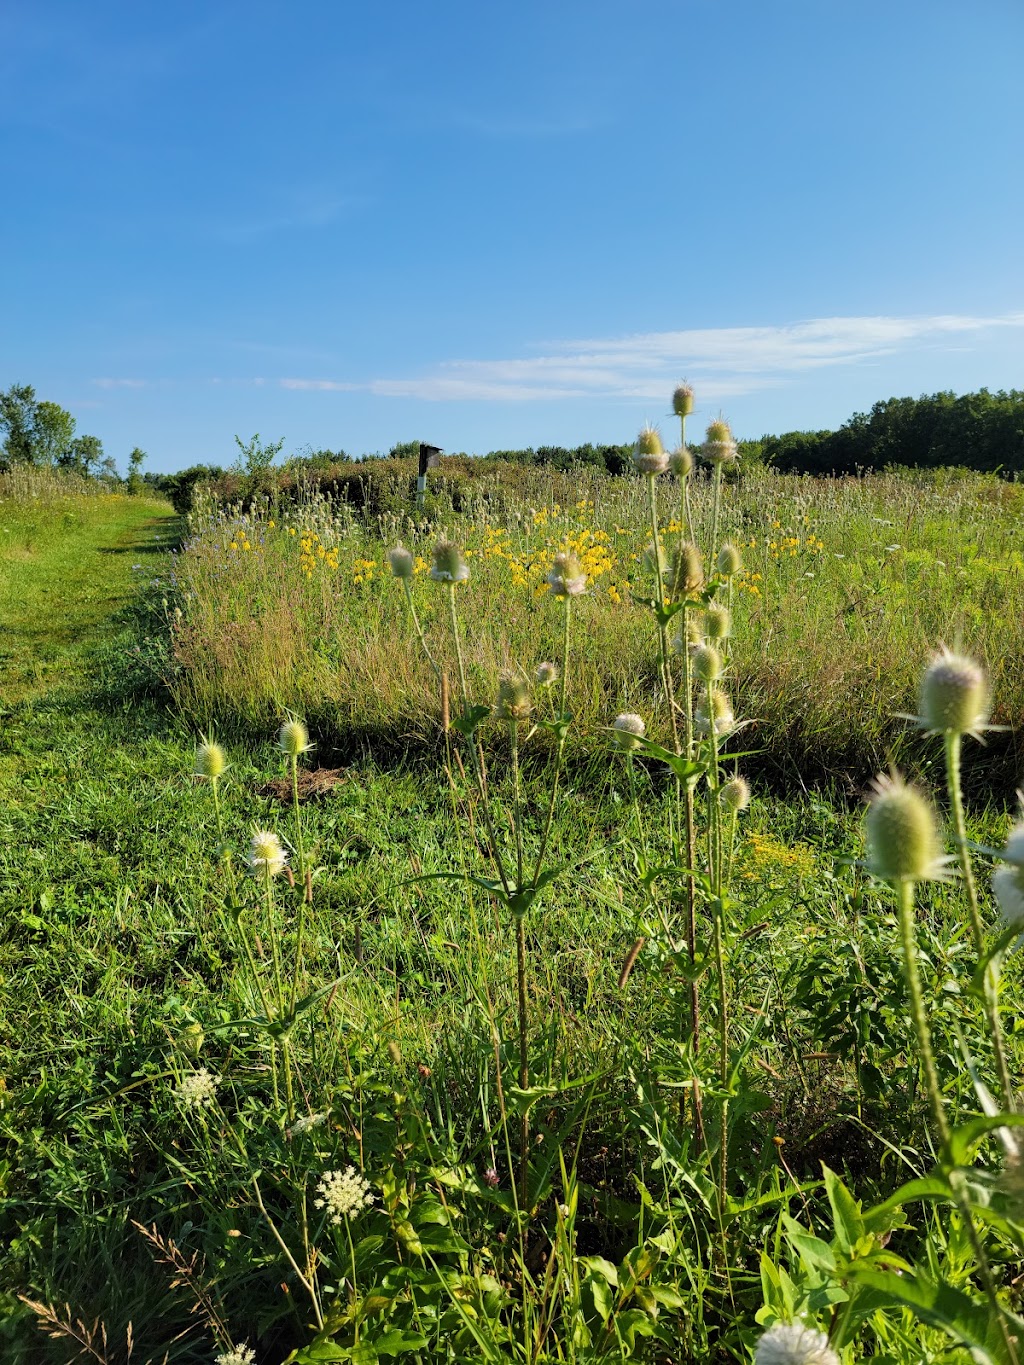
[60,434,104,476]
[0,384,38,465]
[33,400,77,465]
[234,433,285,476]
[127,446,146,494]
[387,440,420,460]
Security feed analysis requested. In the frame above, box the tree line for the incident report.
[0,383,146,488]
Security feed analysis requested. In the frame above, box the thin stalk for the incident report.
[709,711,729,1216]
[515,915,530,1215]
[289,754,309,1015]
[447,582,469,704]
[944,731,1014,1110]
[678,412,695,543]
[710,464,724,565]
[403,578,442,680]
[532,596,572,885]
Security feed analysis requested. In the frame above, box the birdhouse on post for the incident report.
[416,443,442,508]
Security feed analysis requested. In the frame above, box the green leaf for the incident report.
[578,1255,619,1286]
[452,704,491,737]
[822,1164,864,1254]
[372,1328,430,1356]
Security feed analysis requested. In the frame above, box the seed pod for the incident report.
[535,661,559,686]
[387,545,415,580]
[249,830,288,877]
[717,541,743,576]
[430,540,470,583]
[669,445,693,477]
[633,426,670,476]
[692,644,723,683]
[612,713,646,751]
[672,383,695,418]
[547,551,587,598]
[195,740,227,780]
[918,648,989,736]
[695,687,735,738]
[704,604,731,640]
[669,541,704,596]
[495,672,532,720]
[865,773,943,883]
[704,418,738,465]
[279,718,311,757]
[720,775,751,811]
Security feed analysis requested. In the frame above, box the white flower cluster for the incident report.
[288,1112,327,1138]
[315,1165,375,1224]
[216,1346,256,1365]
[175,1068,219,1109]
[755,1323,839,1365]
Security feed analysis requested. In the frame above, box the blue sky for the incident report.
[3,0,1023,473]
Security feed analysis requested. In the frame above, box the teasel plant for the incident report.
[388,534,581,1223]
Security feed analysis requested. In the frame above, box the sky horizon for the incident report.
[3,0,1023,473]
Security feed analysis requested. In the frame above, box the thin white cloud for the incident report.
[92,377,148,389]
[279,311,1024,403]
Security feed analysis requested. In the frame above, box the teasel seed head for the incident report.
[634,426,670,476]
[720,775,751,811]
[387,545,415,581]
[195,739,227,780]
[612,712,646,751]
[703,604,732,640]
[672,383,695,418]
[993,866,1024,929]
[669,445,693,477]
[535,661,559,686]
[495,672,532,721]
[717,541,743,576]
[693,643,724,683]
[248,829,287,877]
[695,687,735,738]
[278,717,311,758]
[918,647,989,737]
[547,551,587,598]
[671,612,702,654]
[704,417,738,465]
[865,773,946,884]
[669,540,704,597]
[754,1322,840,1365]
[430,540,470,584]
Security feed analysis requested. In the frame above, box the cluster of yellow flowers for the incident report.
[735,570,764,598]
[741,831,816,880]
[299,531,340,578]
[767,533,825,559]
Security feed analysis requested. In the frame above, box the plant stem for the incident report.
[944,731,1015,1110]
[710,463,724,565]
[515,914,530,1215]
[896,878,949,1146]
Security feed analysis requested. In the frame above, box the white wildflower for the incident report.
[755,1322,839,1365]
[315,1166,375,1224]
[216,1346,256,1365]
[288,1112,328,1138]
[248,830,287,878]
[175,1068,219,1109]
[612,713,646,751]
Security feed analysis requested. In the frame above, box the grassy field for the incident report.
[1,461,1023,1364]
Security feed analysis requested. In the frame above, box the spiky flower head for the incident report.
[993,866,1024,929]
[178,1022,205,1057]
[669,445,693,477]
[643,540,668,579]
[672,383,695,417]
[249,829,287,877]
[669,541,704,596]
[278,717,311,758]
[692,644,724,683]
[918,647,989,737]
[717,541,743,576]
[704,604,732,641]
[495,672,532,721]
[865,773,945,884]
[194,739,227,780]
[754,1322,839,1365]
[634,426,670,476]
[1002,819,1024,868]
[671,612,702,654]
[387,544,415,581]
[612,713,646,751]
[695,688,735,738]
[535,661,559,686]
[704,418,738,466]
[720,775,751,811]
[216,1344,256,1365]
[430,540,469,584]
[547,551,587,598]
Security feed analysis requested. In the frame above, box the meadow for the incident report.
[1,420,1024,1365]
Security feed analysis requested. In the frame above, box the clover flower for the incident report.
[865,773,947,884]
[754,1323,839,1365]
[387,545,415,581]
[194,740,227,780]
[917,647,989,737]
[612,713,646,751]
[315,1166,375,1224]
[248,830,287,878]
[633,426,670,477]
[547,551,587,598]
[216,1346,256,1365]
[175,1067,219,1109]
[430,540,469,583]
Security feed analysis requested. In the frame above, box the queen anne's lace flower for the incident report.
[175,1068,219,1108]
[755,1323,839,1365]
[216,1346,256,1365]
[315,1166,375,1224]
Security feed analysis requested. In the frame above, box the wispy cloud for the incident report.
[279,311,1024,403]
[92,377,149,389]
